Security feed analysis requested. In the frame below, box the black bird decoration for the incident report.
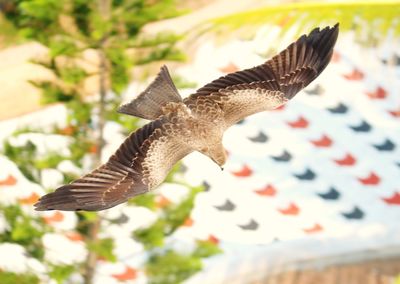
[271,150,292,162]
[214,199,236,211]
[294,168,316,181]
[327,102,348,114]
[304,84,324,95]
[373,138,395,151]
[342,206,364,220]
[238,219,259,231]
[317,187,340,200]
[248,131,268,143]
[350,120,372,132]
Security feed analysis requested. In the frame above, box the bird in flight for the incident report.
[35,24,339,211]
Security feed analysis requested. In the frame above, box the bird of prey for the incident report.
[34,24,339,211]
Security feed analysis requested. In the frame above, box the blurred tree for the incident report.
[1,0,220,283]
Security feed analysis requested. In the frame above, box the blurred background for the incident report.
[0,0,399,283]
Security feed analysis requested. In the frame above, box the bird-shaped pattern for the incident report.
[35,24,339,211]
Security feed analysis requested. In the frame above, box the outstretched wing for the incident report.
[34,116,192,211]
[184,24,339,126]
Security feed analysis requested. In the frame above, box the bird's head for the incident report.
[200,144,227,170]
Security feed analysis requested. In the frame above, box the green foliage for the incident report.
[106,47,132,94]
[87,237,116,262]
[2,134,69,184]
[0,205,46,259]
[35,152,66,171]
[48,264,76,284]
[62,171,80,184]
[134,184,204,249]
[3,139,38,182]
[71,0,91,36]
[30,81,74,104]
[0,13,23,48]
[0,271,39,284]
[193,240,222,258]
[10,125,50,136]
[49,37,80,57]
[146,250,202,284]
[135,219,167,248]
[129,193,157,210]
[135,46,186,65]
[79,211,98,222]
[164,162,183,183]
[75,211,99,236]
[89,11,113,41]
[107,109,140,133]
[17,0,63,40]
[205,1,400,44]
[67,140,92,168]
[66,100,93,127]
[114,0,185,35]
[163,185,203,234]
[133,32,184,48]
[19,0,62,22]
[59,66,87,85]
[142,185,222,283]
[172,74,197,89]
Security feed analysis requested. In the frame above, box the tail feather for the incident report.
[118,65,182,120]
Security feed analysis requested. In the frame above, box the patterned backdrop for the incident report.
[175,29,400,283]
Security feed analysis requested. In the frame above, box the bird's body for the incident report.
[35,24,339,211]
[139,101,227,188]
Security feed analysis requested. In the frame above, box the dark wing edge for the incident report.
[34,117,190,211]
[184,24,339,124]
[268,23,339,98]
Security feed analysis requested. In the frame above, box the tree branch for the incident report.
[83,1,110,283]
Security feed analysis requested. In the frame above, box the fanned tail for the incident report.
[118,65,182,120]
